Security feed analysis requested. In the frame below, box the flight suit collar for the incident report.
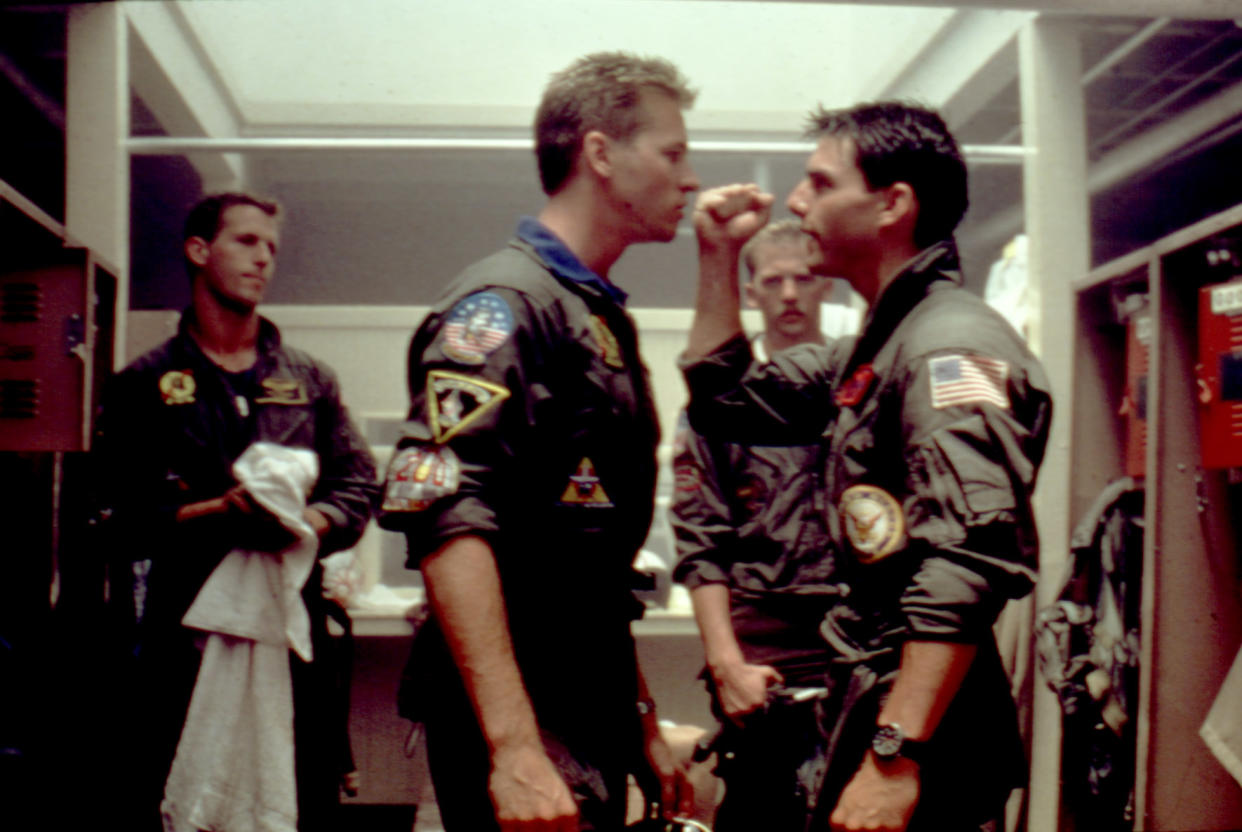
[843,239,962,378]
[175,307,284,358]
[514,215,629,307]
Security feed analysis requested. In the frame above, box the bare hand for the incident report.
[693,184,774,254]
[712,660,782,723]
[489,741,580,831]
[829,753,920,832]
[643,727,695,820]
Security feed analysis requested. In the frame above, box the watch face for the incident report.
[872,724,904,758]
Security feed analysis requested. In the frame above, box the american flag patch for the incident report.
[928,354,1009,410]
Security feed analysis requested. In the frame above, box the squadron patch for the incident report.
[441,291,515,365]
[159,370,196,405]
[255,377,309,405]
[839,484,904,563]
[560,457,613,506]
[587,315,624,369]
[381,445,462,512]
[928,354,1009,410]
[834,363,875,407]
[427,370,510,443]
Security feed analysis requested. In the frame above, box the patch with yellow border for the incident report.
[159,370,196,405]
[839,484,905,563]
[255,377,309,405]
[560,457,613,506]
[427,370,510,443]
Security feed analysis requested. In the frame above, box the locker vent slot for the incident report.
[1,283,42,323]
[0,379,38,418]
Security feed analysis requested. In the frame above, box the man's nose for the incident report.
[681,165,701,192]
[787,182,808,216]
[781,278,799,301]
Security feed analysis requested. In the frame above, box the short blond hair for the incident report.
[535,51,697,195]
[740,219,809,280]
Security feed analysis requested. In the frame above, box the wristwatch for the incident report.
[871,723,928,764]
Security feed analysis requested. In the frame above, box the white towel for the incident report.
[162,442,320,832]
[1202,643,1242,788]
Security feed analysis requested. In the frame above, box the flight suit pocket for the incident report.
[931,415,1016,517]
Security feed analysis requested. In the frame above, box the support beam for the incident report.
[125,1,245,190]
[872,8,1036,129]
[67,3,128,368]
[1018,16,1089,832]
[709,0,1242,21]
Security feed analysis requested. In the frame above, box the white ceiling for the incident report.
[177,0,959,136]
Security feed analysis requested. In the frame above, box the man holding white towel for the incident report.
[95,193,376,831]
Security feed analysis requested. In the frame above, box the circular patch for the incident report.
[159,370,196,405]
[839,484,904,563]
[440,291,514,365]
[382,445,462,513]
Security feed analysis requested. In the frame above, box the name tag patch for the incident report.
[256,377,309,405]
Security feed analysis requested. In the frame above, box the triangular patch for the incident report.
[560,457,612,505]
[427,370,511,443]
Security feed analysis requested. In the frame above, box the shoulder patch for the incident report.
[159,370,196,405]
[928,354,1009,410]
[839,484,904,563]
[427,370,510,443]
[586,315,624,369]
[381,444,462,512]
[560,457,613,507]
[834,363,875,407]
[440,291,515,365]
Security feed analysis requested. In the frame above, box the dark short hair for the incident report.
[534,51,696,195]
[740,219,810,281]
[805,101,968,249]
[182,192,281,276]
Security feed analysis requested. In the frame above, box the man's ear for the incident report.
[582,130,612,179]
[185,236,211,269]
[743,282,759,309]
[879,182,918,232]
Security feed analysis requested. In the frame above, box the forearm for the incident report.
[686,246,744,360]
[878,640,977,741]
[421,534,542,754]
[690,583,744,671]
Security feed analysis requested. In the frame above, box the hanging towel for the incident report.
[162,442,319,832]
[1202,643,1242,788]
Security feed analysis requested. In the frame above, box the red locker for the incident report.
[0,249,115,452]
[1197,277,1242,469]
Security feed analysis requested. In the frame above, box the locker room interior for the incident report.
[3,2,1242,830]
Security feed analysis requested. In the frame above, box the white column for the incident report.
[1018,16,1089,832]
[66,3,129,369]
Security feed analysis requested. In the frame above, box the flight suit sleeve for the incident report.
[307,361,379,555]
[377,287,551,564]
[681,334,842,444]
[670,410,736,589]
[896,348,1053,641]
